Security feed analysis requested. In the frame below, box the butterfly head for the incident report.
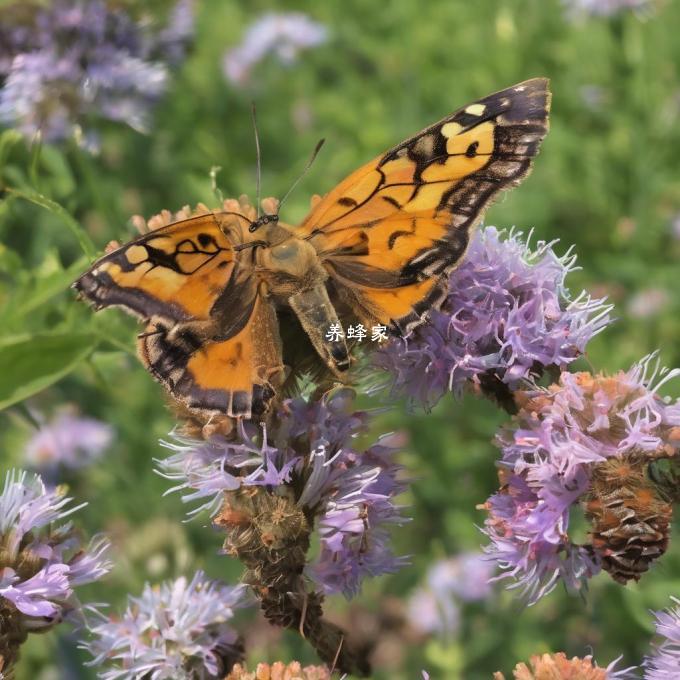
[248,213,279,233]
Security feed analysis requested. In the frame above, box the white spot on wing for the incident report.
[465,103,486,116]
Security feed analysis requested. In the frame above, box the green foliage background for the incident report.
[1,1,680,678]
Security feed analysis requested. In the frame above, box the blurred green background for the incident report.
[1,0,680,678]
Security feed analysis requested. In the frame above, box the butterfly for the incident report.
[74,78,551,421]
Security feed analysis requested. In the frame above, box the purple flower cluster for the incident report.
[562,0,653,17]
[158,388,408,598]
[0,0,194,148]
[408,552,495,636]
[644,597,680,679]
[481,355,680,603]
[223,12,328,85]
[0,469,110,626]
[374,227,612,410]
[627,288,670,320]
[155,0,195,65]
[24,409,113,478]
[671,213,680,241]
[82,571,248,679]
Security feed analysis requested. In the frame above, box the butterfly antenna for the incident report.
[251,102,262,218]
[278,138,325,212]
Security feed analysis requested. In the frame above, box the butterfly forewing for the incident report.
[73,212,282,419]
[298,78,551,334]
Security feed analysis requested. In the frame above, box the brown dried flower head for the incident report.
[225,661,331,680]
[215,486,311,561]
[493,652,610,680]
[583,455,672,583]
[131,195,280,235]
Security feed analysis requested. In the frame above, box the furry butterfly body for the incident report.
[74,78,551,420]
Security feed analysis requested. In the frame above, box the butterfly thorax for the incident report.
[256,221,327,298]
[248,219,349,378]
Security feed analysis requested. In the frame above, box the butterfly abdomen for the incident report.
[289,285,350,376]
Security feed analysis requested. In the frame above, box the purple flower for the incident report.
[24,409,113,476]
[1,564,71,618]
[408,552,495,635]
[428,551,495,603]
[671,213,680,241]
[627,288,670,319]
[374,227,612,410]
[0,50,78,142]
[81,571,248,679]
[408,585,460,636]
[0,0,194,148]
[644,597,680,679]
[155,0,195,65]
[158,388,409,598]
[306,432,409,597]
[481,355,680,603]
[580,84,607,110]
[563,0,654,16]
[223,12,327,85]
[0,469,111,629]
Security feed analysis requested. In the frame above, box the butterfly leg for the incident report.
[289,285,350,378]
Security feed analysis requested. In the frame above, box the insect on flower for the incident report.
[74,80,551,424]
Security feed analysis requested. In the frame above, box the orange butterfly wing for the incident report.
[137,291,281,419]
[298,78,551,334]
[74,213,282,419]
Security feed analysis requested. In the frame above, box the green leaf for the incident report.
[5,187,97,259]
[0,250,90,332]
[0,243,24,278]
[39,145,77,197]
[8,254,89,321]
[0,332,98,410]
[0,129,23,171]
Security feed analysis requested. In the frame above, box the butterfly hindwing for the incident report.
[298,78,551,333]
[138,294,281,419]
[74,212,282,419]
